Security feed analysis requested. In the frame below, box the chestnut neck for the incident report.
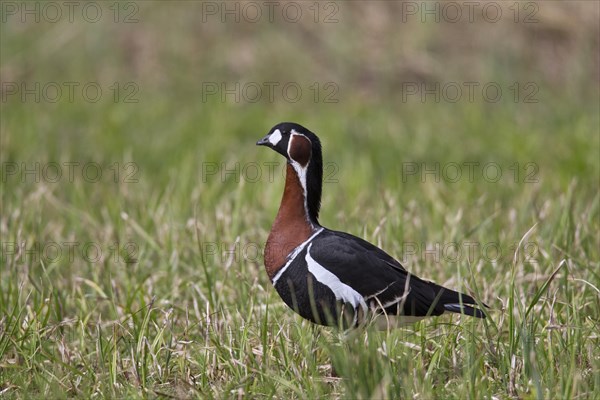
[264,164,318,279]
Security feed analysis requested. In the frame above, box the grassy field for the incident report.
[1,2,599,399]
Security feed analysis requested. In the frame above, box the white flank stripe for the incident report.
[444,303,465,313]
[305,243,367,313]
[269,129,282,146]
[271,228,324,286]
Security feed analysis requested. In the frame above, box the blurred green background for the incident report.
[1,1,599,398]
[2,1,598,191]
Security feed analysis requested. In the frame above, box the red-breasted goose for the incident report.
[257,122,487,328]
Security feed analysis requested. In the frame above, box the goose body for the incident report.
[257,122,486,328]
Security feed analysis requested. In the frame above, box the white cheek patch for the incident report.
[269,129,282,146]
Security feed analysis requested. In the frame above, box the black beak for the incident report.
[256,135,271,146]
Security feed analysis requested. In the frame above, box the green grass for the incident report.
[1,2,599,399]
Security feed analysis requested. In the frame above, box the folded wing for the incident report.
[308,230,486,318]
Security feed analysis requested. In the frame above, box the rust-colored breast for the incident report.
[264,164,314,280]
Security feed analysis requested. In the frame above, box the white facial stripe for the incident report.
[305,243,367,314]
[269,129,282,146]
[287,131,316,227]
[272,228,324,286]
[287,132,309,195]
[290,160,307,192]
